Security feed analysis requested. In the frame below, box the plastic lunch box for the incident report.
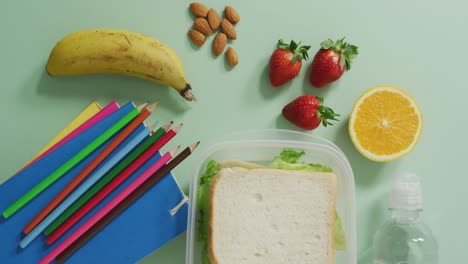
[186,129,356,264]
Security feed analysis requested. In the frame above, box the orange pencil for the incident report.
[22,102,158,234]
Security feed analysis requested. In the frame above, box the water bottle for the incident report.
[373,172,438,264]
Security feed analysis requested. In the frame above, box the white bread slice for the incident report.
[208,167,337,264]
[218,160,265,170]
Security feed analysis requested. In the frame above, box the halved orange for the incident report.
[349,85,423,162]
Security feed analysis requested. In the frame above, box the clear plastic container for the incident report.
[186,129,357,264]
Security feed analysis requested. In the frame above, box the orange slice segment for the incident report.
[349,85,423,162]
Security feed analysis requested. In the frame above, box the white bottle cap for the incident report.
[390,172,422,210]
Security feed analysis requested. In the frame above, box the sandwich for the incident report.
[197,150,346,264]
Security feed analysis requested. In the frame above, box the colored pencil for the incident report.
[2,102,139,219]
[18,101,120,173]
[56,142,199,263]
[45,123,181,244]
[18,126,151,248]
[44,121,172,239]
[38,146,181,264]
[22,102,157,233]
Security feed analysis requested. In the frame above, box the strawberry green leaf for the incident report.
[276,39,311,63]
[320,37,359,70]
[316,98,340,127]
[340,56,346,68]
[290,40,298,50]
[298,45,311,61]
[320,39,334,49]
[277,39,289,49]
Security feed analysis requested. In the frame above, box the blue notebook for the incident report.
[0,102,188,264]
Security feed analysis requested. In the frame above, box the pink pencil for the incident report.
[38,146,180,264]
[46,123,182,245]
[17,101,120,172]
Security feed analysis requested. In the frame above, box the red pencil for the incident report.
[46,123,183,245]
[23,102,157,234]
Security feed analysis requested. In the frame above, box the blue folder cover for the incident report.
[0,102,188,264]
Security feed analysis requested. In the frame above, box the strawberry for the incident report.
[309,37,358,88]
[282,95,340,130]
[269,39,311,87]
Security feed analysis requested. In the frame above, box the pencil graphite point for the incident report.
[190,141,200,152]
[173,123,183,133]
[146,101,159,112]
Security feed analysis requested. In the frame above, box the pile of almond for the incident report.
[188,3,239,67]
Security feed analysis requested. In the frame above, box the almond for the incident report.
[226,47,238,67]
[188,29,205,47]
[207,9,221,30]
[193,18,213,36]
[224,6,240,24]
[212,33,227,56]
[189,2,209,18]
[220,19,237,40]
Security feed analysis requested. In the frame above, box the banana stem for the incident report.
[180,84,197,101]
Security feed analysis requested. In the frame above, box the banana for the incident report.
[46,29,195,101]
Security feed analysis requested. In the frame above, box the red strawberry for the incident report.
[309,37,358,88]
[269,39,311,87]
[282,95,340,130]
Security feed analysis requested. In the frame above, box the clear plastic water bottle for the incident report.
[373,172,438,264]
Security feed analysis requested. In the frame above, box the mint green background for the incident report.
[1,0,466,263]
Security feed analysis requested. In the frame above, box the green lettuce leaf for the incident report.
[197,160,221,242]
[277,149,305,163]
[197,160,222,264]
[201,245,211,264]
[268,149,333,172]
[335,212,347,250]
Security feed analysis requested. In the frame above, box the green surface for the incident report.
[44,127,166,236]
[0,0,466,262]
[2,107,139,219]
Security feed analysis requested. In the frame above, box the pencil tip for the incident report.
[147,101,159,112]
[148,123,156,131]
[190,141,200,151]
[170,145,181,156]
[173,123,183,133]
[162,121,173,131]
[137,102,149,111]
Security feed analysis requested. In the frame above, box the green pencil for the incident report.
[44,122,170,235]
[2,106,140,219]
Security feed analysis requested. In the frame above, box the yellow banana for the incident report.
[46,29,195,101]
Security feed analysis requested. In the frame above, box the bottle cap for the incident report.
[390,172,422,210]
